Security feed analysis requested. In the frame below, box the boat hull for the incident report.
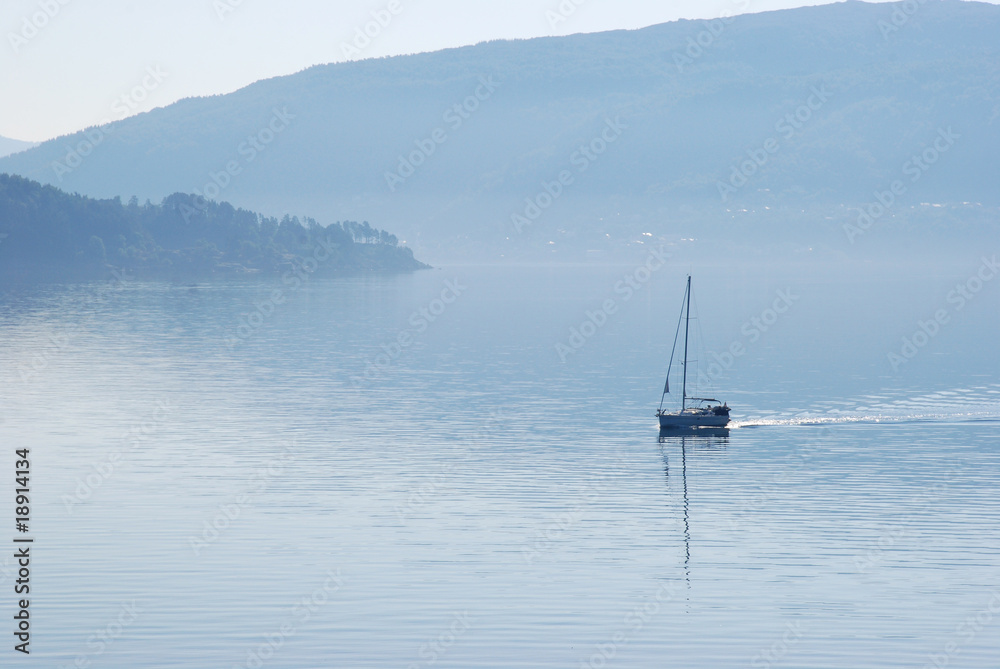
[658,411,730,428]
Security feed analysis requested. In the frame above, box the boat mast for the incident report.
[681,275,691,411]
[658,279,687,413]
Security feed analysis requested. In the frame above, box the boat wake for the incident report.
[729,383,1000,429]
[731,413,998,428]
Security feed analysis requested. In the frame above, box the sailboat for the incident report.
[657,275,731,429]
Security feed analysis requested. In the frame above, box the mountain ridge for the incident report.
[1,0,997,261]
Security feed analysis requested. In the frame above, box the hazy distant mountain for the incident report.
[1,0,997,261]
[0,174,426,282]
[0,136,38,160]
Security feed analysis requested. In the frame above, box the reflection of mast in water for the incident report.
[659,428,729,597]
[681,437,690,586]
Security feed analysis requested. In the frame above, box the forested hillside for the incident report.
[0,174,426,281]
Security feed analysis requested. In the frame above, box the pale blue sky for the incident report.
[1,0,993,141]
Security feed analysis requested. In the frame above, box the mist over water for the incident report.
[1,257,997,667]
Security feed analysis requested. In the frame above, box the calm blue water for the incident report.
[1,259,998,668]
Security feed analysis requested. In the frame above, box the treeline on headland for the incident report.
[0,173,428,281]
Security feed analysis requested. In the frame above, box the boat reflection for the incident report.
[658,428,730,594]
[658,426,730,442]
